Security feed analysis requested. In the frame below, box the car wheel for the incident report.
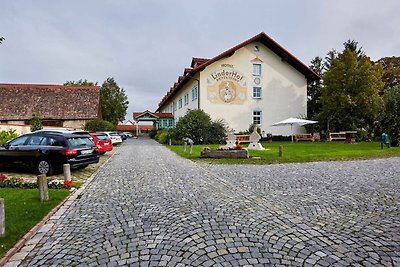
[37,159,53,176]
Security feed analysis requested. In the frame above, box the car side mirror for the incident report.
[1,143,10,149]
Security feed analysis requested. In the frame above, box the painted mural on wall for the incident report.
[207,64,247,104]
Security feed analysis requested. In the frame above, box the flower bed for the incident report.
[0,173,73,189]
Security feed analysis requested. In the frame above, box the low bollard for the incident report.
[37,174,49,202]
[278,145,283,157]
[0,198,5,237]
[63,163,72,182]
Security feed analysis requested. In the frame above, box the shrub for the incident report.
[84,119,116,131]
[155,129,172,144]
[248,123,262,135]
[172,109,226,144]
[203,120,226,144]
[0,129,18,144]
[30,112,43,132]
[149,128,158,139]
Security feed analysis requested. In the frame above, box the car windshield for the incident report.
[7,135,29,146]
[110,133,120,136]
[68,137,94,147]
[95,134,109,140]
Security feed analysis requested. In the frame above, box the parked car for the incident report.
[0,131,100,176]
[89,132,113,154]
[102,132,123,145]
[117,132,127,141]
[123,132,133,138]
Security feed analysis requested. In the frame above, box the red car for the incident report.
[89,132,113,154]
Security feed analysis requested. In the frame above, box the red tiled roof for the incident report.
[183,68,193,76]
[157,32,321,111]
[116,125,154,132]
[190,57,210,68]
[0,84,101,121]
[116,125,135,131]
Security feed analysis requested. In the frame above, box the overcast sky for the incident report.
[1,0,399,121]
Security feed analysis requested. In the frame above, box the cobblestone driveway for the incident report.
[14,138,400,266]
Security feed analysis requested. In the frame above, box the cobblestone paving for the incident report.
[16,138,400,266]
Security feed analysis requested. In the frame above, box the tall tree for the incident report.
[343,39,365,58]
[307,56,324,120]
[381,85,400,146]
[63,79,97,86]
[320,46,384,132]
[100,77,129,124]
[323,49,338,71]
[377,56,400,89]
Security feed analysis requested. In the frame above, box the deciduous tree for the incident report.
[172,109,226,144]
[100,78,129,125]
[381,85,400,146]
[63,79,97,86]
[84,119,116,131]
[377,56,400,89]
[320,46,384,133]
[307,56,324,120]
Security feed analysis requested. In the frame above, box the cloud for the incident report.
[1,0,399,120]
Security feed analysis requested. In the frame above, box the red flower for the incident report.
[63,180,73,187]
[0,173,8,181]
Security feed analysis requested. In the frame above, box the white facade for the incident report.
[159,33,318,136]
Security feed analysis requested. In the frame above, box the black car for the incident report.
[0,132,100,176]
[117,132,127,141]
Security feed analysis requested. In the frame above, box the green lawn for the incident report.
[168,141,400,164]
[0,189,70,258]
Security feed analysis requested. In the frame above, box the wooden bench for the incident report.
[294,133,314,142]
[329,132,346,141]
[235,135,251,144]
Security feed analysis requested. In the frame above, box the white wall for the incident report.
[0,120,87,136]
[166,78,199,123]
[199,42,308,135]
[0,123,30,135]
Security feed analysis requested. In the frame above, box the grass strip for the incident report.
[168,141,400,164]
[0,188,70,258]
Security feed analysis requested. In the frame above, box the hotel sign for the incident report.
[207,65,247,104]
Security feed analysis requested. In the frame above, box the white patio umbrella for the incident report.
[271,117,318,142]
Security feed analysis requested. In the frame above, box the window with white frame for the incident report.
[191,86,198,101]
[184,93,189,105]
[253,87,262,98]
[178,98,183,109]
[173,101,177,112]
[253,63,262,76]
[253,110,262,125]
